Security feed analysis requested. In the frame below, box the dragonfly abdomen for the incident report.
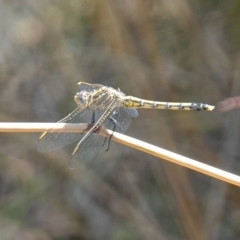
[123,96,214,111]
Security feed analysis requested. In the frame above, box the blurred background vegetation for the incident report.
[0,0,240,239]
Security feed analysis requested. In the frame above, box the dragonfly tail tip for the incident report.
[208,105,215,111]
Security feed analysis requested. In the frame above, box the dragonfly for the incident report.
[37,82,215,168]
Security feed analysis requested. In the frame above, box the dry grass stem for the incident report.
[0,122,239,187]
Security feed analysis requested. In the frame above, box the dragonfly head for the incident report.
[74,90,90,105]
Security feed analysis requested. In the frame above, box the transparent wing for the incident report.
[38,82,139,167]
[78,82,104,91]
[37,107,93,152]
[69,104,138,168]
[124,108,139,118]
[112,107,138,133]
[37,87,109,153]
[69,132,105,168]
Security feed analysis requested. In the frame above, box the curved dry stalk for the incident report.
[0,122,239,187]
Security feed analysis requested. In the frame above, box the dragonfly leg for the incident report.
[81,109,97,134]
[90,109,100,134]
[102,116,117,151]
[91,109,96,124]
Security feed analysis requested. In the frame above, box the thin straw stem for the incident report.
[0,122,239,187]
[0,122,88,133]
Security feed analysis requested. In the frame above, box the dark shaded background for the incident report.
[0,0,240,239]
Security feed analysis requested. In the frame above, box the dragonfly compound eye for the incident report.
[78,90,89,103]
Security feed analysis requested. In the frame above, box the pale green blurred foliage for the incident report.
[0,0,240,240]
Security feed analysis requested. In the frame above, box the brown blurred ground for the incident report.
[0,1,240,239]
